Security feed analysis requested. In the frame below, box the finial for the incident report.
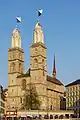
[12,27,21,48]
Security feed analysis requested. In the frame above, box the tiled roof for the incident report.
[65,79,80,87]
[47,75,63,85]
[17,69,63,86]
[17,68,30,78]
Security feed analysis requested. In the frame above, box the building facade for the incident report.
[0,85,5,118]
[3,88,8,114]
[65,79,80,117]
[6,20,64,114]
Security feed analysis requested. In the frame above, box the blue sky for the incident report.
[0,0,80,88]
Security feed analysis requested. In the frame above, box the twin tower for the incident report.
[7,21,48,110]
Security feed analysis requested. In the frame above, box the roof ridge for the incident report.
[65,79,80,87]
[47,75,63,85]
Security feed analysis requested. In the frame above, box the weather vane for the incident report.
[16,16,22,28]
[37,9,43,22]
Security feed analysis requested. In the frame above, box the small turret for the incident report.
[11,28,21,48]
[33,21,44,44]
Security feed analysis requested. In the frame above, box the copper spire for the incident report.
[53,54,56,78]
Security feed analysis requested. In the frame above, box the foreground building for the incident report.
[3,88,8,114]
[65,79,80,117]
[6,20,65,116]
[0,85,5,118]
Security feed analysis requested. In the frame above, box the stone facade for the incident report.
[6,21,64,112]
[3,88,8,114]
[30,42,47,110]
[7,28,24,110]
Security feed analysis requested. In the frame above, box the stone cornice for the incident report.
[30,68,47,72]
[8,59,24,62]
[30,42,46,49]
[8,47,24,53]
[30,54,46,59]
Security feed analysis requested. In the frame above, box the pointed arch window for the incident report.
[22,79,26,90]
[19,63,22,72]
[36,31,39,42]
[35,31,38,43]
[19,53,22,60]
[42,59,45,76]
[43,66,45,76]
[12,52,15,59]
[42,59,44,66]
[34,58,38,68]
[10,62,15,72]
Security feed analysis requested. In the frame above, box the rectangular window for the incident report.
[20,97,22,103]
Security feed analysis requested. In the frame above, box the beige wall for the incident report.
[47,81,64,110]
[7,47,24,111]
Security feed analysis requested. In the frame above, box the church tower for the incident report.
[30,21,47,109]
[7,28,24,110]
